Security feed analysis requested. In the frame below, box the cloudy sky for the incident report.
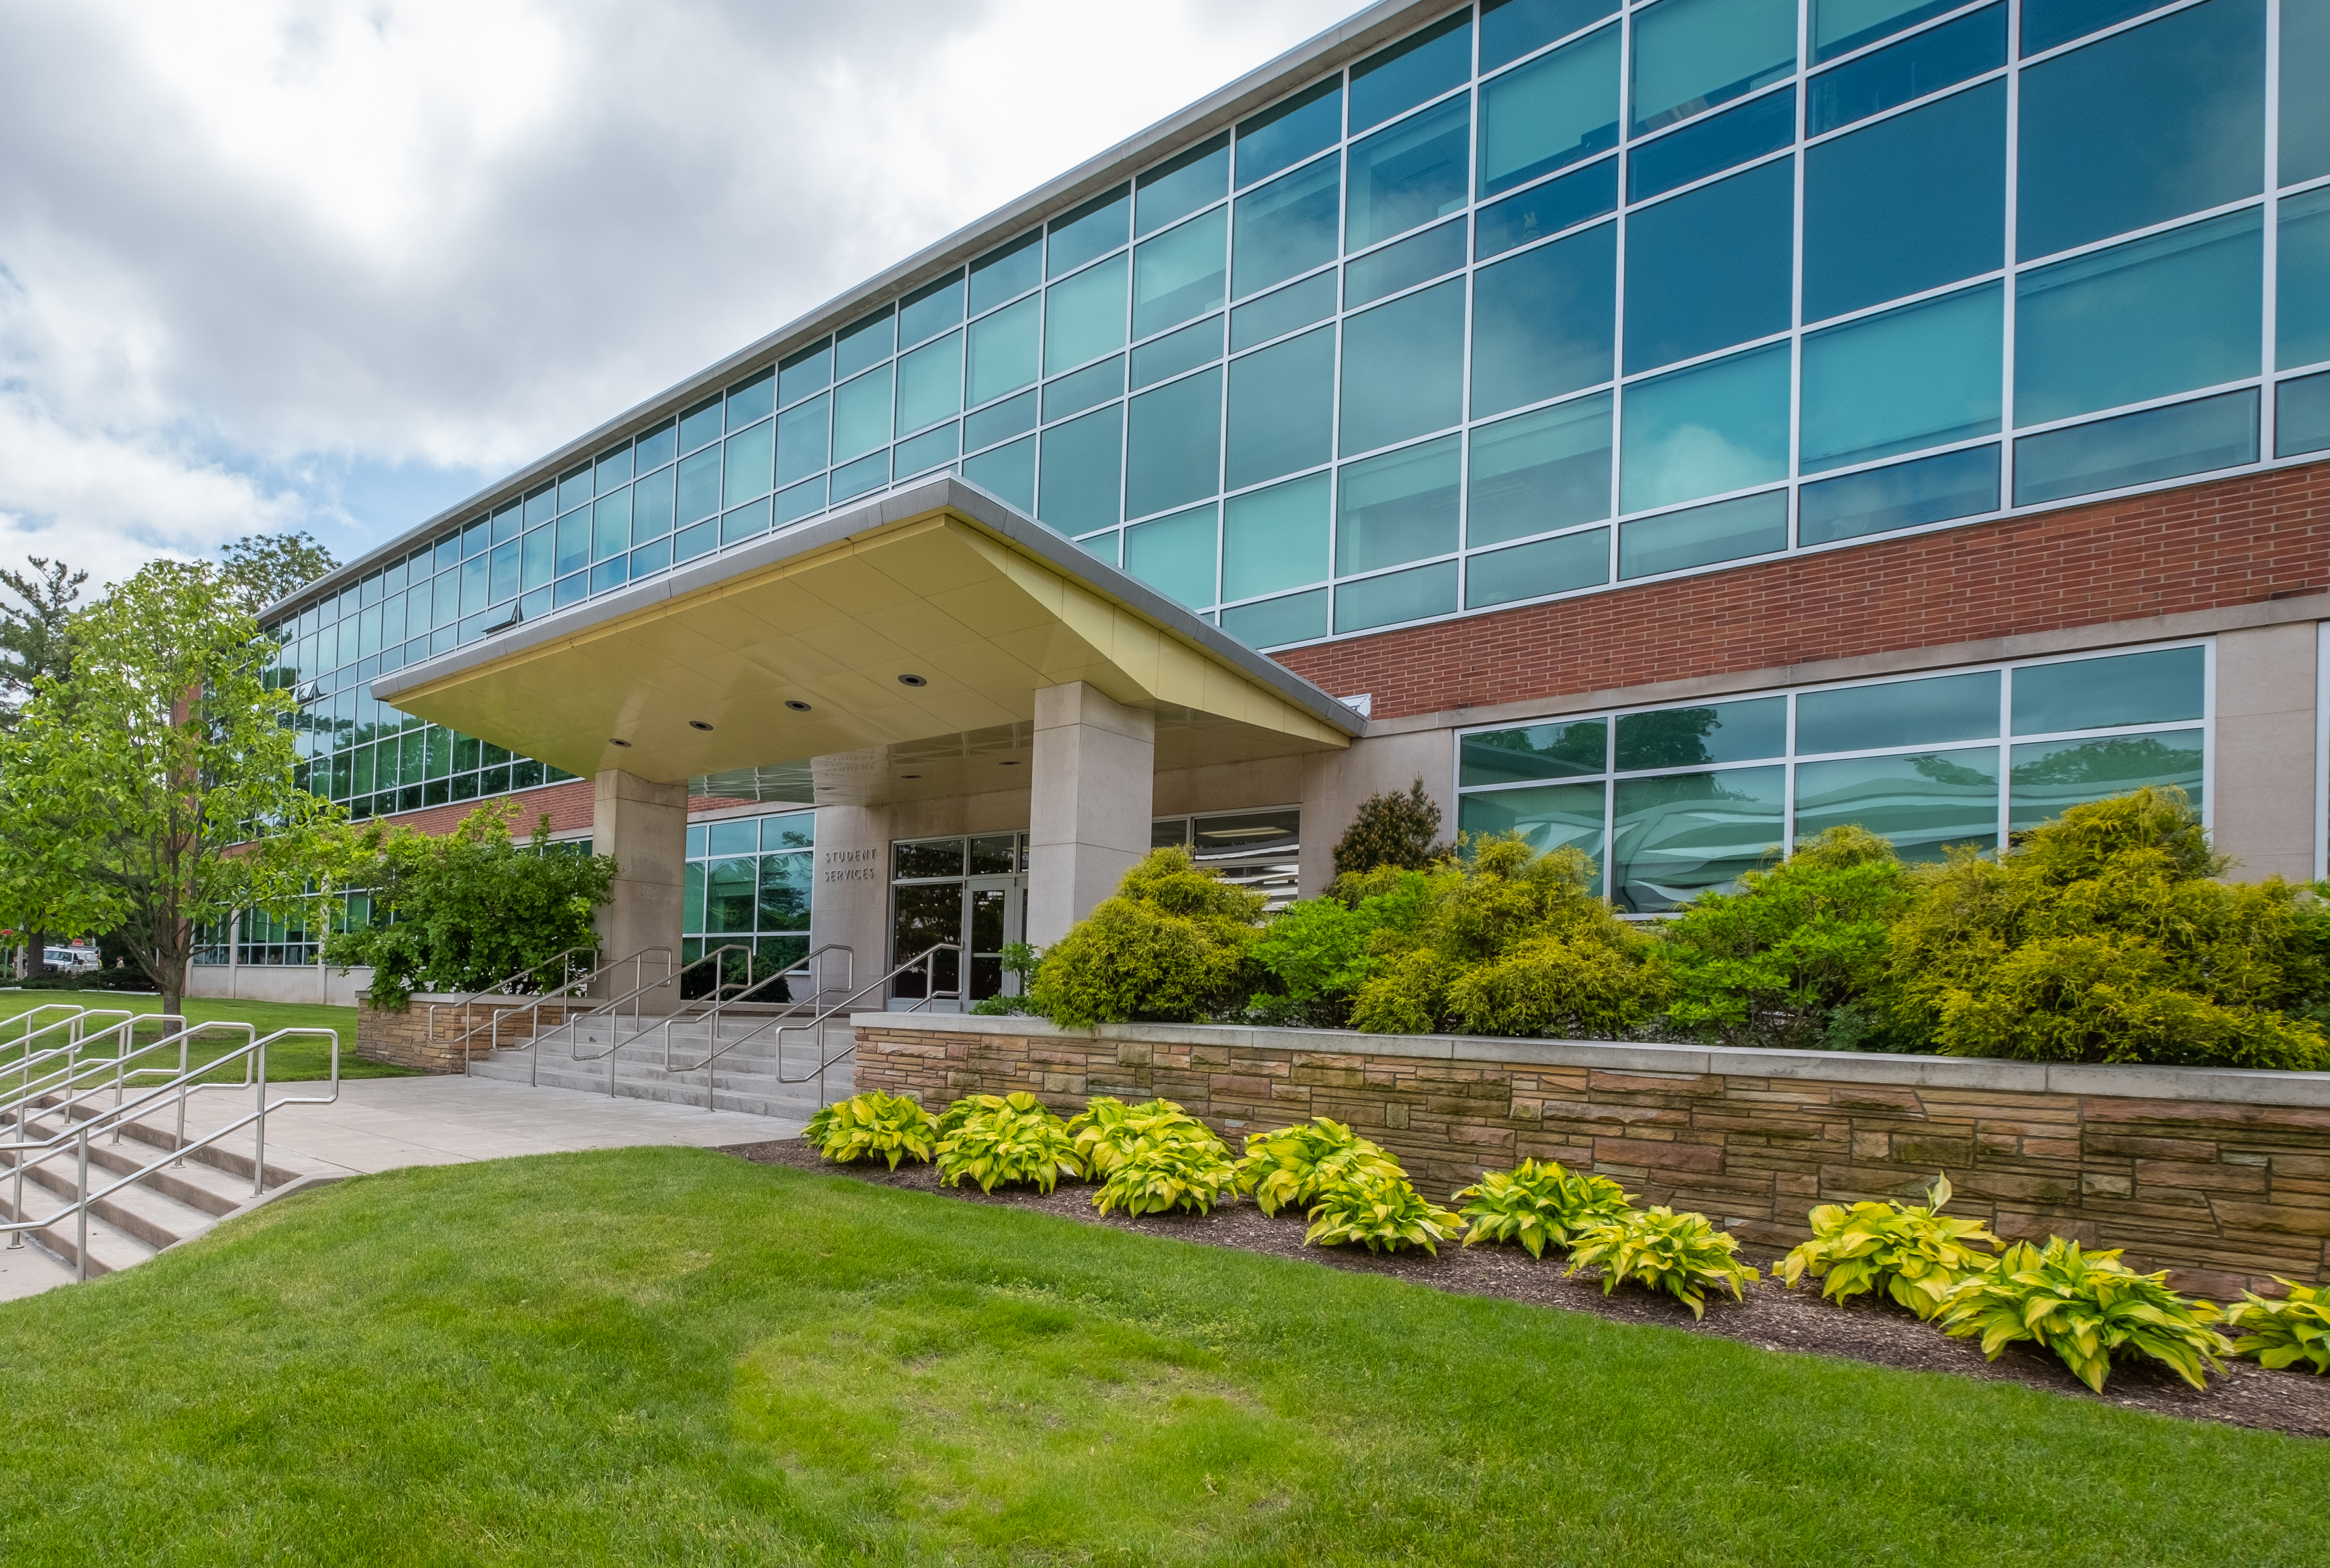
[0,0,1359,588]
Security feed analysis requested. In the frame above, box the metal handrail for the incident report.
[0,1026,339,1281]
[556,945,756,1094]
[483,946,677,1088]
[450,946,673,1084]
[656,944,855,1068]
[1,1007,128,1083]
[0,1004,92,1060]
[673,943,960,1110]
[427,946,599,1055]
[0,1012,180,1132]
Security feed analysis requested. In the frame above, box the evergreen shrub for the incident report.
[1025,849,1263,1028]
[1331,779,1450,875]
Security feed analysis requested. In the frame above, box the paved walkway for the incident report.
[0,1077,804,1302]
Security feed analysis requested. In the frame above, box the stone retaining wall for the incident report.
[357,995,587,1074]
[851,1014,2330,1295]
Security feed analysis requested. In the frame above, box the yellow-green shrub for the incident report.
[2225,1278,2330,1374]
[1025,849,1264,1027]
[1234,1117,1406,1217]
[1092,1138,1240,1217]
[933,1092,1081,1194]
[1565,1206,1759,1319]
[1452,1159,1632,1258]
[1936,1237,2228,1392]
[1303,1170,1465,1254]
[802,1092,938,1170]
[1776,1173,1998,1319]
[1066,1096,1214,1176]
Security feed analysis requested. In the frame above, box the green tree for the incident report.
[218,531,339,613]
[321,799,617,1009]
[1887,786,2327,1069]
[1349,834,1671,1039]
[1026,848,1265,1028]
[1657,824,1917,1051]
[1331,779,1451,875]
[0,556,89,975]
[1247,871,1431,1027]
[0,560,339,1015]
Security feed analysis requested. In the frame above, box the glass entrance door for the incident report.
[890,831,1028,1004]
[965,875,1025,1001]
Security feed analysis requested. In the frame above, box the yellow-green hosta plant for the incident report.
[1936,1238,2229,1392]
[802,1092,939,1170]
[933,1091,1082,1194]
[1067,1095,1217,1177]
[1565,1207,1760,1320]
[1303,1170,1465,1254]
[1776,1173,1999,1319]
[1235,1117,1406,1217]
[1452,1159,1632,1259]
[1093,1136,1242,1217]
[2225,1278,2330,1374]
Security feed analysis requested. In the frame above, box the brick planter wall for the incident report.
[357,994,587,1073]
[852,1014,2330,1295]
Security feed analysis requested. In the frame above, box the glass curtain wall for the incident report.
[889,833,1030,1003]
[1151,808,1303,907]
[312,0,2321,664]
[1454,641,2210,911]
[682,811,816,996]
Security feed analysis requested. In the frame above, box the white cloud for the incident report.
[0,0,1359,580]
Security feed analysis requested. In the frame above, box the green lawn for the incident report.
[0,1148,2323,1566]
[0,993,409,1081]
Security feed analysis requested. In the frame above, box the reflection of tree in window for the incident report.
[1466,719,1607,780]
[1912,753,1998,788]
[2010,735,2201,785]
[704,858,758,933]
[757,855,811,930]
[1614,707,1722,769]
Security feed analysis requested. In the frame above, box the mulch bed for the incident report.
[723,1136,2330,1440]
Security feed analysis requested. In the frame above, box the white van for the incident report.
[42,946,101,973]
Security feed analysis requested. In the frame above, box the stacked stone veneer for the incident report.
[853,1014,2330,1294]
[357,995,588,1073]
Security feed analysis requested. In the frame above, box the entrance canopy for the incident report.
[369,476,1364,800]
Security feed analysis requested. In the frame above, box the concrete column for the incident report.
[2211,623,2317,884]
[1298,729,1455,896]
[807,794,892,1006]
[1026,682,1155,947]
[592,769,690,1012]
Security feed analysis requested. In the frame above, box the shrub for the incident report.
[1067,1096,1216,1176]
[1303,1170,1465,1254]
[1234,1118,1406,1217]
[1452,1159,1632,1259]
[1936,1237,2228,1392]
[1888,788,2328,1069]
[1244,877,1429,1028]
[2225,1278,2330,1374]
[1092,1139,1241,1217]
[1565,1207,1759,1319]
[1025,848,1264,1028]
[802,1092,938,1170]
[1349,834,1672,1039]
[933,1092,1082,1194]
[1775,1173,1998,1318]
[1331,779,1451,876]
[1658,825,1921,1052]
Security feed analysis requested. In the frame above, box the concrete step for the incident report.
[2,1149,223,1251]
[465,1053,844,1118]
[2,1115,251,1217]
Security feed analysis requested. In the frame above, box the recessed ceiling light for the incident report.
[897,673,928,687]
[1000,759,1021,767]
[784,699,812,712]
[688,720,714,731]
[901,773,921,779]
[608,738,632,747]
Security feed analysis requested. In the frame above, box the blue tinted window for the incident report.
[1043,357,1124,424]
[1339,434,1460,575]
[966,294,1040,405]
[1800,285,2002,472]
[1620,343,1791,512]
[678,444,722,524]
[1471,222,1616,418]
[633,420,676,473]
[632,465,675,540]
[832,366,893,463]
[1799,670,2000,753]
[1467,529,1611,607]
[775,394,829,487]
[1814,0,1967,60]
[1478,24,1620,197]
[1628,86,1794,201]
[1238,78,1342,189]
[898,271,964,348]
[721,425,771,508]
[1350,11,1471,134]
[1803,80,2005,323]
[1047,185,1130,278]
[829,451,887,506]
[895,331,962,435]
[1808,4,2006,134]
[1623,157,1794,372]
[895,423,959,479]
[963,434,1036,514]
[1468,393,1613,545]
[2016,0,2265,261]
[1136,134,1228,237]
[1131,315,1223,389]
[1347,94,1472,251]
[1340,278,1466,454]
[1232,157,1340,299]
[1133,207,1227,339]
[965,389,1036,452]
[523,484,555,529]
[1044,252,1128,374]
[1037,404,1123,533]
[1482,0,1618,71]
[1226,326,1334,488]
[1229,271,1337,349]
[2014,389,2257,504]
[592,445,630,496]
[1345,219,1466,309]
[1336,561,1459,633]
[968,230,1041,315]
[1222,588,1328,647]
[592,491,631,562]
[2022,0,2164,55]
[2012,647,2203,734]
[835,309,893,378]
[556,464,590,515]
[2278,372,2330,459]
[2287,0,2330,186]
[1126,368,1222,520]
[1223,472,1331,600]
[1476,158,1617,258]
[1618,491,1789,577]
[2278,187,2330,371]
[1623,698,1785,769]
[1124,503,1218,608]
[725,370,773,431]
[677,395,721,455]
[1800,445,2001,543]
[2015,209,2261,426]
[1631,0,1797,135]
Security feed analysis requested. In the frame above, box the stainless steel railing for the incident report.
[0,1012,187,1134]
[654,943,855,1069]
[452,946,674,1087]
[670,943,960,1111]
[426,947,599,1058]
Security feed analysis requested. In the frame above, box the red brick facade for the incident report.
[1277,458,2330,721]
[366,778,594,839]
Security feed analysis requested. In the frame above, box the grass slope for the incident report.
[2,1146,2325,1566]
[0,994,398,1081]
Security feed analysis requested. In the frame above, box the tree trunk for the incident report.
[25,927,45,978]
